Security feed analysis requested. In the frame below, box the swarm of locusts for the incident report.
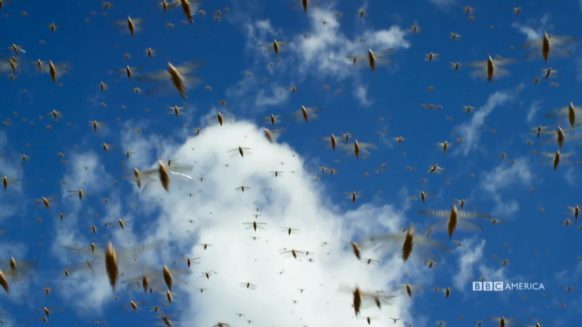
[0,0,581,326]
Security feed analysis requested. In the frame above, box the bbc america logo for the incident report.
[472,281,545,292]
[472,281,504,291]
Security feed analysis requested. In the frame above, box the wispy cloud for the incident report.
[454,239,509,294]
[526,100,542,123]
[243,19,279,59]
[455,90,517,156]
[563,167,579,186]
[0,131,24,220]
[225,71,292,114]
[454,239,485,291]
[481,159,532,194]
[477,262,507,282]
[480,158,532,216]
[227,6,409,111]
[255,84,290,107]
[354,85,372,107]
[50,151,131,313]
[454,238,512,293]
[290,8,409,79]
[61,152,110,196]
[513,23,542,42]
[512,15,551,42]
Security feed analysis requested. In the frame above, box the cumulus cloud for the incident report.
[51,121,429,326]
[455,90,516,156]
[135,121,419,326]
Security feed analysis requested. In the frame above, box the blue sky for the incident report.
[0,0,581,326]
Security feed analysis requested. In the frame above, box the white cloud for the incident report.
[51,151,132,313]
[52,121,428,326]
[454,239,485,291]
[361,27,410,50]
[513,23,542,42]
[290,9,409,79]
[481,159,532,194]
[221,18,294,113]
[0,242,32,302]
[255,84,290,107]
[120,122,179,169]
[0,132,20,178]
[134,121,418,326]
[454,239,510,294]
[354,85,372,107]
[227,7,409,112]
[512,15,551,42]
[480,158,532,216]
[563,167,579,186]
[243,19,277,58]
[477,263,507,282]
[61,152,110,196]
[225,74,293,114]
[0,131,24,220]
[526,100,542,123]
[0,132,31,308]
[455,90,516,156]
